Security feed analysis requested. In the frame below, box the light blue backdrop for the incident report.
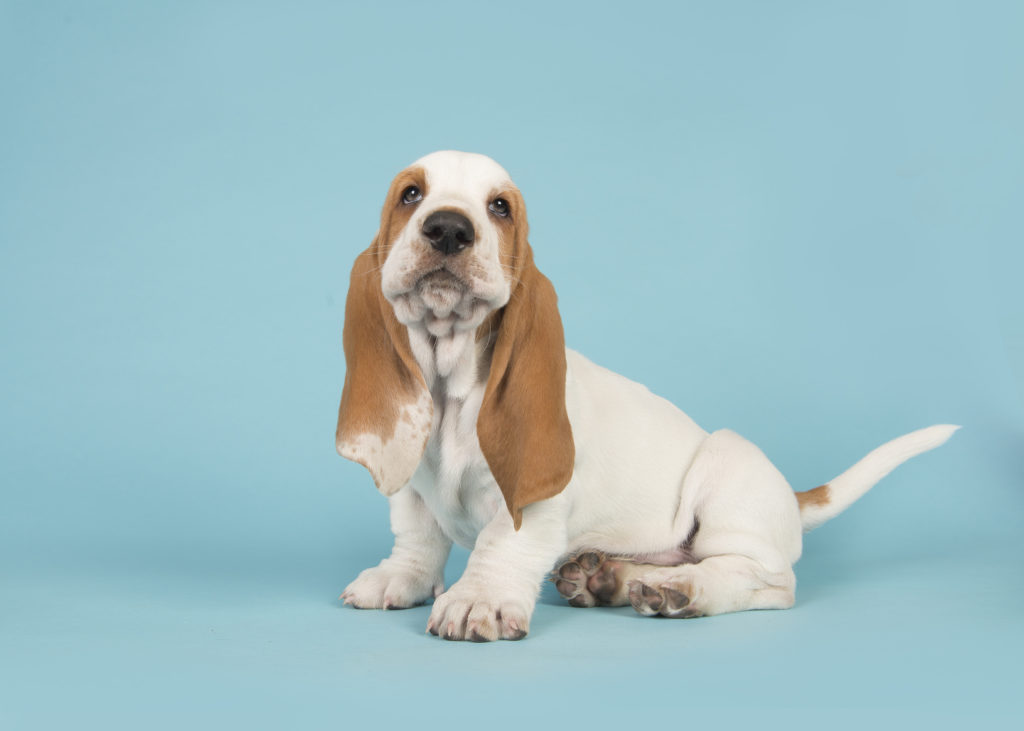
[2,1,1021,728]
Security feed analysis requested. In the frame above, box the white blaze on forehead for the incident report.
[412,150,514,197]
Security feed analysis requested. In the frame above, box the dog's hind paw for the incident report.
[553,551,633,607]
[627,578,702,618]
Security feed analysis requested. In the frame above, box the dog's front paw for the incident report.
[426,581,531,642]
[341,563,443,610]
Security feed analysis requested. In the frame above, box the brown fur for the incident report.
[335,167,432,489]
[476,188,576,529]
[796,484,832,509]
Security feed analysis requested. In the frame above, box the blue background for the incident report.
[2,1,1022,727]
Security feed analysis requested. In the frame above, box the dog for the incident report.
[335,150,957,641]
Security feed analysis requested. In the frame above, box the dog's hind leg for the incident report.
[626,555,796,617]
[557,429,804,617]
[628,429,802,618]
[554,547,795,615]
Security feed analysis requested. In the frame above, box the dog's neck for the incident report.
[406,326,474,396]
[402,293,496,402]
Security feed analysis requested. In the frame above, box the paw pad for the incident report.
[628,581,699,618]
[553,551,625,607]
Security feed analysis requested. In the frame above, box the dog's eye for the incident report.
[489,198,509,217]
[401,186,422,205]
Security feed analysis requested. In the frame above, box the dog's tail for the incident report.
[795,424,959,532]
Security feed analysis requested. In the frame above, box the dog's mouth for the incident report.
[414,268,470,318]
[385,252,506,336]
[418,268,466,295]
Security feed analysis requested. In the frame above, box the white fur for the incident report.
[341,151,956,640]
[798,424,960,531]
[337,391,432,496]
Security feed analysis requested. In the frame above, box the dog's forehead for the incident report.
[412,151,513,197]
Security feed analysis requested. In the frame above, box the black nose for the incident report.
[422,210,475,255]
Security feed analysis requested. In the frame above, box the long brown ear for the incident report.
[477,204,575,529]
[336,238,432,495]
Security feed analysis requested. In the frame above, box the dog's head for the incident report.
[336,151,574,528]
[378,151,520,337]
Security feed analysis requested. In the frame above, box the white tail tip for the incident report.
[798,424,960,532]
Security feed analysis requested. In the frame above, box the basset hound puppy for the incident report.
[336,150,957,641]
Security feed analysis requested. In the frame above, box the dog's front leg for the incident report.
[427,496,568,642]
[341,487,452,609]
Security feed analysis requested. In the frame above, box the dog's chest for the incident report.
[411,390,503,547]
[407,331,503,548]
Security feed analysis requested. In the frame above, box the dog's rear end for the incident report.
[554,422,959,617]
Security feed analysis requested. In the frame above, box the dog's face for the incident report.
[378,151,526,338]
